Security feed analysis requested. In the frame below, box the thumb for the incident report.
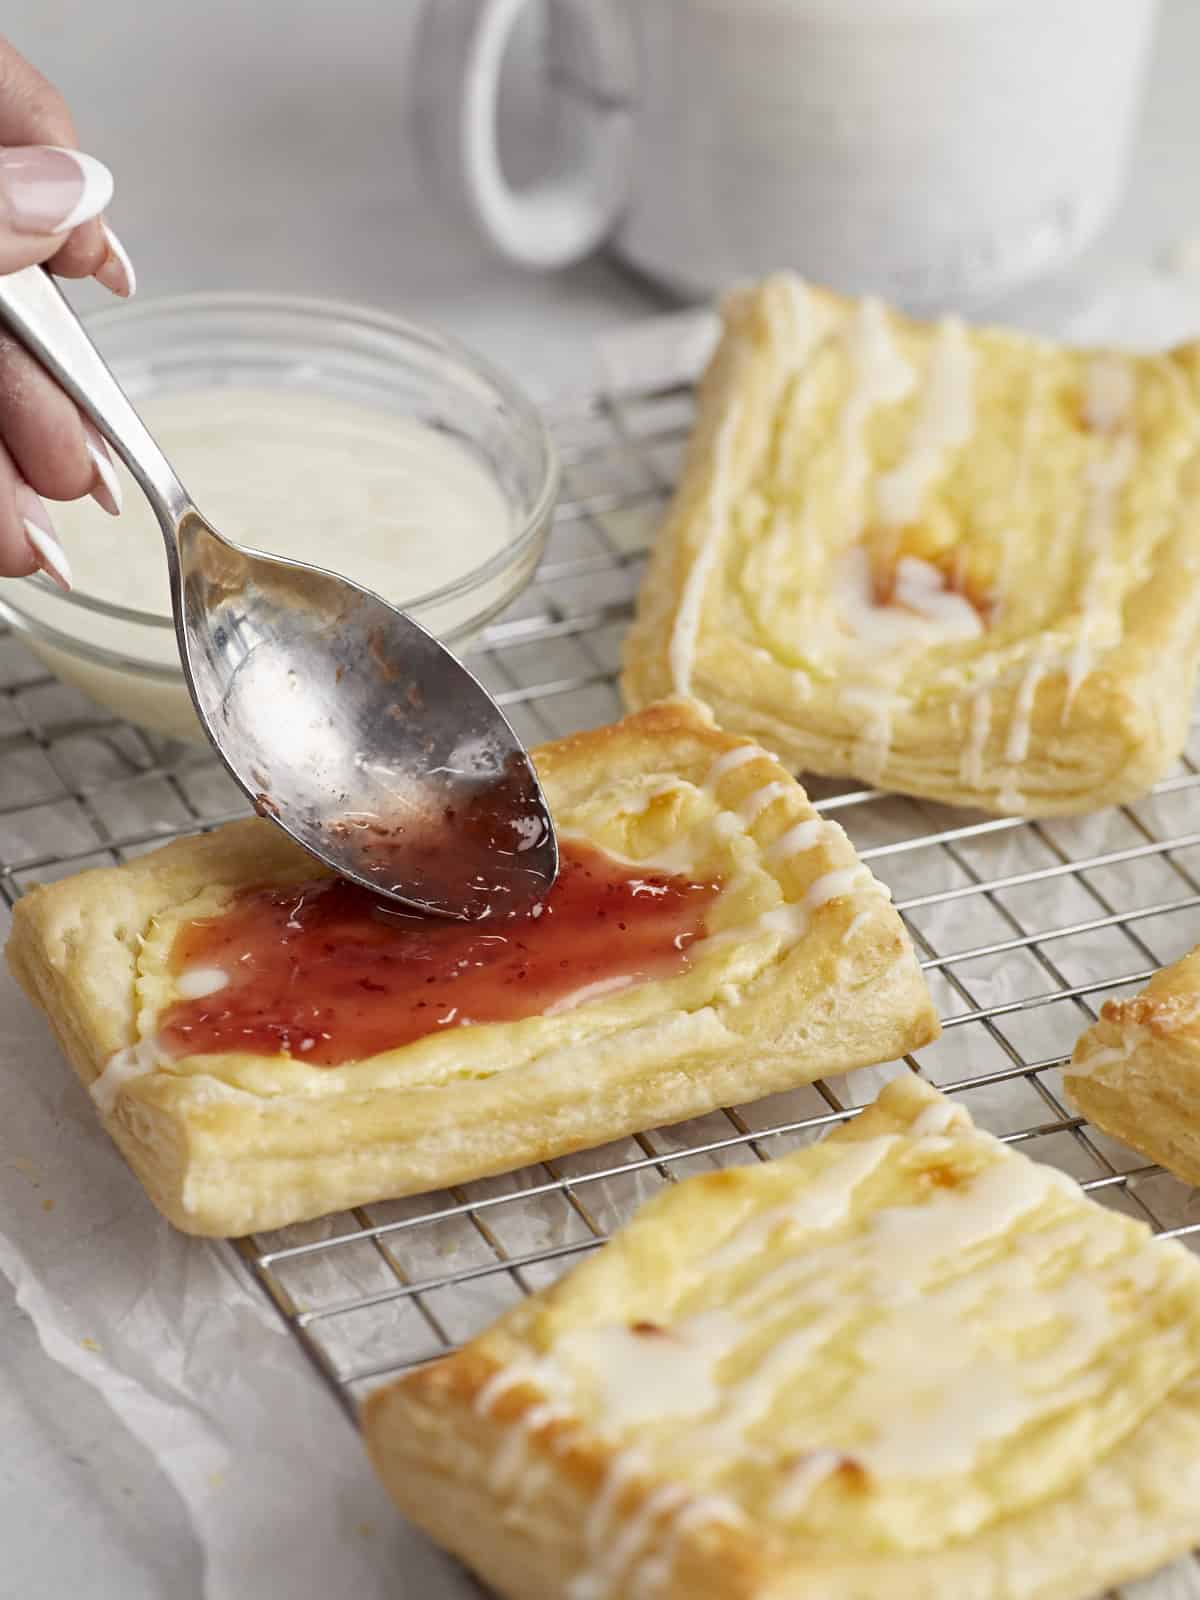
[0,146,113,274]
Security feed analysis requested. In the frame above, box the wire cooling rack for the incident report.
[2,321,1200,1594]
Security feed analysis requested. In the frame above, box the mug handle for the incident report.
[414,0,633,271]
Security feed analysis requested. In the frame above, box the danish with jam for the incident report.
[5,701,935,1235]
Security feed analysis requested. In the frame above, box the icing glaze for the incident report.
[839,299,915,520]
[173,965,230,1000]
[738,780,794,824]
[874,316,975,530]
[90,1036,160,1115]
[669,401,742,695]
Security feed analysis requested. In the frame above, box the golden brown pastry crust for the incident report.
[5,700,936,1236]
[622,275,1200,816]
[364,1075,1200,1600]
[1065,943,1200,1186]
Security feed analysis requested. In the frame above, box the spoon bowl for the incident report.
[0,268,558,919]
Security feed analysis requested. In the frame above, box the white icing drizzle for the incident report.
[709,810,742,843]
[960,681,993,790]
[1066,1041,1136,1080]
[892,556,983,639]
[474,1361,563,1418]
[569,1484,689,1600]
[703,744,762,789]
[909,1098,970,1138]
[558,1318,732,1432]
[1003,644,1049,768]
[627,1496,745,1600]
[1083,355,1135,433]
[785,276,814,359]
[805,867,865,911]
[489,1402,571,1493]
[90,1036,160,1115]
[996,365,1042,603]
[874,317,975,530]
[708,1138,899,1271]
[668,399,742,696]
[839,299,915,519]
[738,780,792,824]
[544,976,640,1017]
[567,1449,652,1600]
[753,904,811,942]
[1066,357,1138,705]
[620,779,685,817]
[770,1449,849,1518]
[1063,637,1092,715]
[766,819,830,862]
[836,547,982,652]
[838,682,894,784]
[174,965,230,1000]
[544,1112,1182,1529]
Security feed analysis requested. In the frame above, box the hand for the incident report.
[0,36,137,590]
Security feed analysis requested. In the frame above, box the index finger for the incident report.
[0,37,109,278]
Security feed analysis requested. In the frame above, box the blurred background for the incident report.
[9,0,1200,391]
[8,0,658,390]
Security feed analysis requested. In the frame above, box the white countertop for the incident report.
[4,2,1200,1594]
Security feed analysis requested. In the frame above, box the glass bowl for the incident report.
[0,294,558,741]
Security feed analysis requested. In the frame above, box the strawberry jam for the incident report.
[160,842,721,1066]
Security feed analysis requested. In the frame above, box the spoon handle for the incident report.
[0,266,192,535]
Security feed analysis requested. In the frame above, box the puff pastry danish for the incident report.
[365,1074,1200,1600]
[5,701,935,1237]
[1065,944,1200,1187]
[622,274,1200,816]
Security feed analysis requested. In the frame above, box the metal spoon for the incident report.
[0,267,558,919]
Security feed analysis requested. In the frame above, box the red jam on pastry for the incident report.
[160,843,721,1065]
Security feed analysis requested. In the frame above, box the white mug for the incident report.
[413,0,1158,308]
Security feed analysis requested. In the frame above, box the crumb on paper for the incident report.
[357,1522,375,1539]
[41,1198,54,1212]
[80,1338,100,1352]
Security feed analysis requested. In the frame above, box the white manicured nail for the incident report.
[95,221,136,297]
[83,418,122,515]
[0,145,113,235]
[22,515,72,593]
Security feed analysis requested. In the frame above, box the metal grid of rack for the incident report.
[2,341,1200,1594]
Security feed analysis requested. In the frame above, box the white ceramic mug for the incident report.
[414,0,1158,308]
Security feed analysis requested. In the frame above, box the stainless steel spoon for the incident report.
[0,267,558,919]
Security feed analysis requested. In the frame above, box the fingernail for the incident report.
[0,145,113,236]
[19,486,71,592]
[95,220,136,298]
[83,418,122,515]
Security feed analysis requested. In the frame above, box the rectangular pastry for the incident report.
[1066,943,1200,1186]
[364,1073,1200,1600]
[5,700,936,1236]
[622,273,1200,816]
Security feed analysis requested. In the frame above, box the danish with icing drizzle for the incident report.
[364,1074,1200,1600]
[4,700,934,1235]
[622,274,1200,816]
